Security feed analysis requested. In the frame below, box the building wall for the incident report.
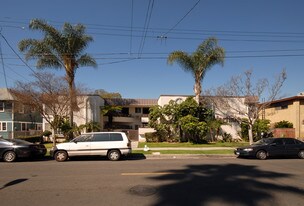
[264,99,304,138]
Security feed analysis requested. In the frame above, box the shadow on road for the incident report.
[149,164,304,206]
[0,178,28,190]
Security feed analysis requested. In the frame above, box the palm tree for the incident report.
[167,37,225,104]
[19,19,97,129]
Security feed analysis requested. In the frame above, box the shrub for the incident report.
[274,120,293,128]
[42,130,52,137]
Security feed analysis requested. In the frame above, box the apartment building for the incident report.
[263,94,304,138]
[0,88,42,139]
[103,98,158,130]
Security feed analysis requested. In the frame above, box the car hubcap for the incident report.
[299,151,304,158]
[57,153,66,161]
[110,152,119,160]
[5,152,15,162]
[258,152,266,159]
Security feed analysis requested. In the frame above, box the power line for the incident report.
[0,32,8,88]
[137,0,155,57]
[130,0,134,54]
[161,0,201,37]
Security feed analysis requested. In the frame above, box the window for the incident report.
[135,107,142,113]
[274,139,284,145]
[143,107,150,114]
[284,138,295,145]
[21,123,27,131]
[109,133,123,141]
[121,107,129,115]
[74,134,92,142]
[92,133,110,141]
[0,122,7,131]
[37,124,42,131]
[0,101,4,112]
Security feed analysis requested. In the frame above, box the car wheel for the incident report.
[54,151,68,162]
[256,150,267,160]
[298,150,304,159]
[3,151,17,162]
[108,150,121,161]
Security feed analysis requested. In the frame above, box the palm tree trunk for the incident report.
[194,76,202,104]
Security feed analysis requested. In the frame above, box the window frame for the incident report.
[0,101,4,112]
[0,122,7,131]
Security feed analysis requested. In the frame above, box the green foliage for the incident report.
[274,120,293,128]
[241,119,249,140]
[241,119,271,141]
[95,89,122,98]
[167,37,225,101]
[180,115,208,143]
[78,121,101,132]
[253,119,271,140]
[148,97,212,143]
[42,130,52,137]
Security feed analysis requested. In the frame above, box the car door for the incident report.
[283,138,300,156]
[90,133,110,156]
[268,138,285,157]
[68,134,92,156]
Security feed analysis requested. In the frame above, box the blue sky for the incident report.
[1,0,304,99]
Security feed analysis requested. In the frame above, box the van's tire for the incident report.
[54,151,68,162]
[108,150,121,161]
[256,150,267,160]
[3,151,17,162]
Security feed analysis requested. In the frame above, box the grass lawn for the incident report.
[44,142,239,156]
[132,149,234,155]
[138,141,249,148]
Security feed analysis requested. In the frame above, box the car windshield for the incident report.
[253,138,273,145]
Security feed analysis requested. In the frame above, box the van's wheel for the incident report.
[256,150,267,160]
[298,150,304,159]
[108,150,121,161]
[54,151,68,162]
[3,151,17,162]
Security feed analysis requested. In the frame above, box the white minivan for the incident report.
[50,132,132,161]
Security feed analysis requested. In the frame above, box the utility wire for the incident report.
[0,34,8,88]
[161,0,201,37]
[130,0,134,55]
[137,0,154,57]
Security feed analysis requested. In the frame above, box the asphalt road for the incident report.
[0,157,303,206]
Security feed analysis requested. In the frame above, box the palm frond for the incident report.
[167,51,194,72]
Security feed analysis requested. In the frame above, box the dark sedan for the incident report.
[0,138,47,162]
[234,137,304,160]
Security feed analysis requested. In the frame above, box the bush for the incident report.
[274,120,293,128]
[42,130,52,137]
[145,132,162,142]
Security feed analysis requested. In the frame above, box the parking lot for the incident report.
[1,157,303,206]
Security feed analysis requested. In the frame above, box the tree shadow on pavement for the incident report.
[149,164,304,206]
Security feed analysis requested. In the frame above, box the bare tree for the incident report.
[205,69,286,145]
[11,72,85,146]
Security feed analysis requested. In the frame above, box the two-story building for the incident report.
[263,93,304,138]
[42,94,105,134]
[0,88,42,139]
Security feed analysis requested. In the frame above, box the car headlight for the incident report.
[243,148,253,152]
